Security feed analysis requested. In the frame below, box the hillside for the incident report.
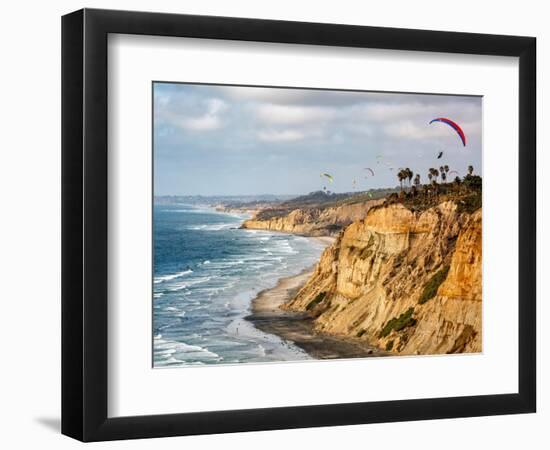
[283,201,482,355]
[241,198,385,236]
[240,189,396,236]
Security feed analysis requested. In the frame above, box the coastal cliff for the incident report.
[283,201,482,355]
[241,199,385,236]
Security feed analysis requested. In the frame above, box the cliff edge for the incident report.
[241,199,385,237]
[283,201,482,355]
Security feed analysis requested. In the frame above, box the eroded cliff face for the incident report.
[241,199,385,236]
[283,202,482,355]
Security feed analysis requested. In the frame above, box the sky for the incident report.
[153,82,482,196]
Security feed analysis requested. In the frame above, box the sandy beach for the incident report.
[246,238,386,360]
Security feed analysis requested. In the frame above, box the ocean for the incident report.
[153,204,326,367]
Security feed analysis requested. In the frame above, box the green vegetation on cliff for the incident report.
[384,172,482,214]
[418,265,450,304]
[379,307,417,338]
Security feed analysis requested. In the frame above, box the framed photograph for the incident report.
[62,8,536,441]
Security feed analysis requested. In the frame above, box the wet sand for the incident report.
[246,252,386,360]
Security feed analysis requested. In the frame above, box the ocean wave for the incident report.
[273,241,298,254]
[154,269,193,284]
[205,259,245,269]
[164,209,214,214]
[167,284,188,292]
[154,338,221,363]
[168,276,212,292]
[187,223,237,231]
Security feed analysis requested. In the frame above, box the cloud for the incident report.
[365,103,428,121]
[216,86,314,104]
[384,119,481,141]
[343,123,374,136]
[255,104,337,125]
[178,115,222,131]
[156,95,228,131]
[257,129,306,142]
[384,121,446,140]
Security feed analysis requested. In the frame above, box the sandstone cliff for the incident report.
[241,199,385,236]
[283,201,482,355]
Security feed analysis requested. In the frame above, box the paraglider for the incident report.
[449,170,459,177]
[320,173,334,183]
[363,167,375,177]
[437,151,443,159]
[429,117,466,147]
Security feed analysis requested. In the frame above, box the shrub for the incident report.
[462,174,482,190]
[306,291,326,311]
[456,191,482,214]
[357,328,366,338]
[386,340,394,351]
[379,307,417,338]
[418,265,450,304]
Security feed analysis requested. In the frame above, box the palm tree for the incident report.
[406,168,413,188]
[428,168,439,196]
[429,168,439,184]
[397,170,405,191]
[413,174,421,196]
[440,165,449,184]
[397,169,411,192]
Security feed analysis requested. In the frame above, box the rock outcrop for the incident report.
[283,202,482,355]
[241,199,385,236]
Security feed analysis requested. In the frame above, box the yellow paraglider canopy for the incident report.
[320,173,334,183]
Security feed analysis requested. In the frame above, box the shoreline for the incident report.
[246,239,386,360]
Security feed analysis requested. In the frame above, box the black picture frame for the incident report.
[61,8,536,442]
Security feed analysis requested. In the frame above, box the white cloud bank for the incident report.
[256,103,337,125]
[157,96,228,131]
[257,129,306,142]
